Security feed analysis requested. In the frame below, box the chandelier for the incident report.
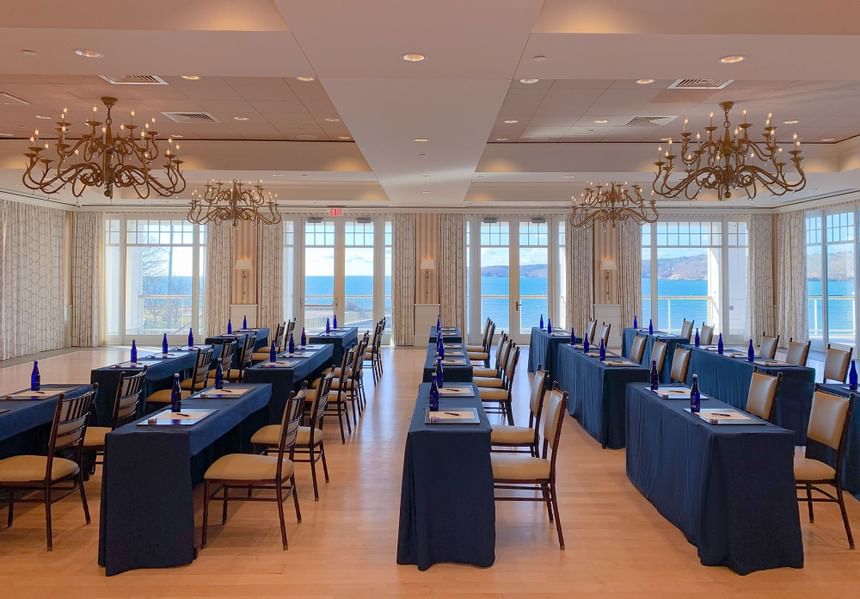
[652,101,805,200]
[188,180,282,227]
[569,182,658,228]
[22,96,185,199]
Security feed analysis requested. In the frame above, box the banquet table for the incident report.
[204,327,270,364]
[527,327,580,376]
[687,346,816,443]
[397,382,494,570]
[428,326,463,344]
[814,383,860,499]
[98,383,272,576]
[0,383,93,458]
[625,384,803,574]
[422,342,473,383]
[554,344,649,449]
[309,326,359,365]
[244,344,335,422]
[621,328,689,383]
[90,349,199,426]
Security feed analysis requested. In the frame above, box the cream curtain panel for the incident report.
[749,214,776,341]
[775,210,807,342]
[393,214,416,345]
[0,199,66,360]
[566,223,594,333]
[256,222,283,330]
[617,220,641,331]
[205,222,234,336]
[438,213,466,331]
[70,211,103,347]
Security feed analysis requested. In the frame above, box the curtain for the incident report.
[438,213,465,331]
[566,223,594,333]
[205,222,234,336]
[0,199,66,360]
[393,214,416,345]
[70,211,103,347]
[257,222,283,330]
[775,210,807,342]
[618,220,641,331]
[749,214,776,341]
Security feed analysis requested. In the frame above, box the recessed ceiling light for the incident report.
[402,53,426,62]
[495,137,509,141]
[35,114,51,120]
[295,134,317,140]
[337,136,352,140]
[563,175,575,180]
[421,191,431,194]
[519,78,540,84]
[74,48,103,59]
[233,116,249,121]
[170,134,184,138]
[594,119,609,124]
[271,173,284,177]
[0,133,13,137]
[503,119,519,124]
[20,49,37,56]
[783,119,799,125]
[720,54,745,64]
[324,117,341,123]
[532,55,547,62]
[296,76,316,82]
[181,74,200,81]
[822,137,836,142]
[636,78,655,85]
[413,137,429,143]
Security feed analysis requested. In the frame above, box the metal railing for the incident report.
[808,294,855,339]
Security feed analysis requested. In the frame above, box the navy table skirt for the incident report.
[98,383,272,575]
[621,328,689,383]
[309,327,359,365]
[626,384,803,574]
[397,383,494,570]
[687,347,816,443]
[554,344,649,449]
[0,384,92,458]
[422,343,473,383]
[428,327,463,344]
[527,327,579,376]
[90,350,199,426]
[244,344,335,422]
[815,383,860,499]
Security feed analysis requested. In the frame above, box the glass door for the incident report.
[516,221,550,341]
[303,220,336,331]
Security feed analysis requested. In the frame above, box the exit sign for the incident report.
[328,207,344,217]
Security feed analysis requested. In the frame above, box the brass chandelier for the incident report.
[22,96,185,199]
[652,101,805,200]
[569,182,658,228]
[188,180,282,227]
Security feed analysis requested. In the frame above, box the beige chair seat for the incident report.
[204,453,294,482]
[490,425,533,445]
[466,344,484,352]
[251,350,273,361]
[330,378,354,390]
[794,456,836,481]
[251,425,322,447]
[490,453,550,481]
[472,367,497,378]
[468,352,489,361]
[148,388,195,403]
[83,426,111,449]
[479,388,508,401]
[207,369,243,384]
[474,377,503,388]
[0,455,79,483]
[332,367,352,377]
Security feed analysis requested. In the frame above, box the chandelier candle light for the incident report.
[22,96,185,199]
[188,180,282,227]
[652,101,806,200]
[569,182,658,228]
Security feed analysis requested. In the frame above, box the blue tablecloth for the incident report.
[90,350,199,426]
[244,344,335,422]
[428,327,463,344]
[397,382,494,569]
[527,327,580,376]
[687,347,816,443]
[309,327,359,366]
[0,384,92,458]
[815,383,860,500]
[554,344,649,449]
[206,328,269,352]
[98,383,272,576]
[626,384,803,574]
[422,343,473,383]
[622,328,689,383]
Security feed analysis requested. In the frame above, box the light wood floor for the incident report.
[1,346,859,598]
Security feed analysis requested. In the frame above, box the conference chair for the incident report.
[650,340,669,377]
[473,333,508,378]
[759,333,780,360]
[745,369,782,422]
[252,321,285,362]
[475,336,512,388]
[670,346,691,383]
[597,322,611,348]
[823,344,853,383]
[206,341,237,386]
[83,371,146,468]
[785,338,811,367]
[630,334,647,364]
[490,368,548,456]
[700,324,715,345]
[585,319,597,344]
[147,347,213,404]
[479,344,520,425]
[680,319,694,341]
[468,322,496,366]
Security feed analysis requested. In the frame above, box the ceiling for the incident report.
[2,0,860,210]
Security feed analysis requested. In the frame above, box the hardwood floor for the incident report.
[1,346,859,597]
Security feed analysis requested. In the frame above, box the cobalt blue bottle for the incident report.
[333,314,338,329]
[288,333,295,354]
[650,360,659,391]
[242,315,248,329]
[300,327,307,346]
[429,373,439,412]
[690,374,701,413]
[187,328,194,347]
[717,333,724,354]
[227,319,233,334]
[850,360,858,391]
[633,314,638,329]
[438,337,445,359]
[162,333,169,355]
[547,318,553,334]
[130,340,138,363]
[325,318,331,334]
[214,359,224,390]
[436,356,444,388]
[694,328,700,348]
[31,361,40,391]
[539,314,544,330]
[648,318,654,335]
[599,338,606,361]
[747,339,755,362]
[170,373,182,413]
[570,327,576,346]
[269,341,277,362]
[583,336,590,353]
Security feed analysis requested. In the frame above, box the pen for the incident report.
[444,412,459,416]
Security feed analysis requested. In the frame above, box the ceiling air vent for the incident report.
[667,79,733,90]
[99,74,168,86]
[626,115,678,127]
[161,111,219,124]
[482,216,499,224]
[0,92,28,105]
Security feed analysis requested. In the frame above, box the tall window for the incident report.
[282,220,295,320]
[344,220,375,328]
[557,221,567,329]
[104,217,206,341]
[641,219,749,339]
[383,221,393,332]
[304,220,336,330]
[480,221,510,331]
[806,213,824,344]
[518,221,549,335]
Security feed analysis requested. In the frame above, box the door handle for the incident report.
[515,301,520,311]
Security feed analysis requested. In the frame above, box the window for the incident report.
[344,220,375,329]
[518,221,549,335]
[641,219,749,339]
[383,221,393,332]
[479,221,510,331]
[282,220,295,321]
[304,220,336,330]
[104,217,206,341]
[557,221,567,329]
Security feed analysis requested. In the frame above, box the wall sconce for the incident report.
[420,256,436,304]
[235,257,253,303]
[600,257,617,303]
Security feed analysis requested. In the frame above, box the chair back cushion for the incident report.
[541,389,568,453]
[630,335,647,364]
[114,369,147,426]
[785,339,810,366]
[529,369,547,416]
[504,346,520,384]
[759,334,779,360]
[52,387,97,451]
[585,319,597,343]
[680,319,694,340]
[651,340,668,374]
[700,324,714,345]
[598,322,611,346]
[746,371,779,421]
[670,347,691,383]
[824,346,852,382]
[808,390,851,450]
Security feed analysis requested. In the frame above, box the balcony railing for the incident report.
[808,294,855,340]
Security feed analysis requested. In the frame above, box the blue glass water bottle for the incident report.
[438,337,445,359]
[300,327,307,346]
[130,339,138,363]
[747,339,755,362]
[633,315,638,329]
[547,318,553,334]
[650,360,659,391]
[648,318,654,335]
[170,373,182,413]
[288,333,295,354]
[333,314,338,329]
[717,333,724,354]
[850,360,858,391]
[570,327,576,346]
[227,319,233,334]
[539,314,544,330]
[599,338,606,361]
[214,359,224,390]
[269,341,277,362]
[694,328,700,347]
[187,327,194,347]
[436,314,441,331]
[436,356,444,388]
[429,373,439,412]
[31,361,40,391]
[325,318,331,334]
[242,315,248,329]
[162,333,169,355]
[583,336,590,353]
[690,374,701,413]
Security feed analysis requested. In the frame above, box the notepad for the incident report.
[425,408,480,424]
[113,361,147,368]
[138,408,217,426]
[438,385,475,398]
[4,387,76,401]
[198,387,250,399]
[301,345,324,350]
[686,408,762,425]
[444,351,465,357]
[604,359,637,367]
[754,359,784,367]
[656,387,693,400]
[441,359,466,366]
[261,360,300,368]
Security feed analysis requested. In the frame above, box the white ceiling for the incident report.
[3,0,860,209]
